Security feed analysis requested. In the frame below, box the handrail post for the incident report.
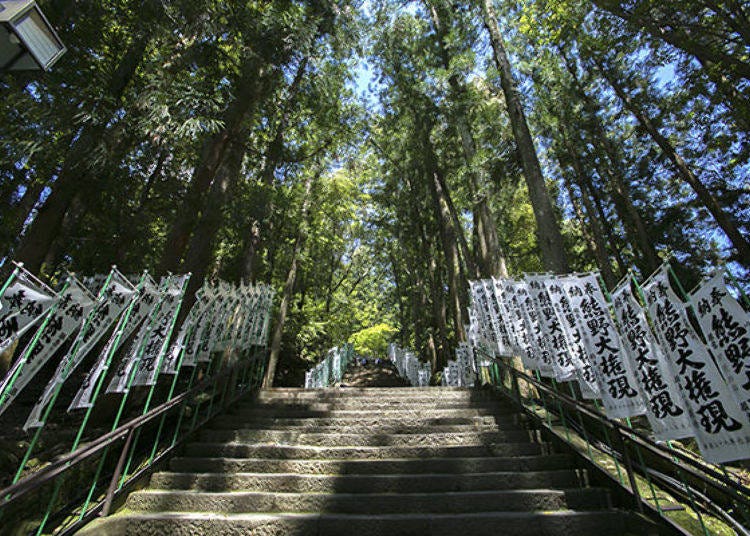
[615,427,643,514]
[102,427,135,518]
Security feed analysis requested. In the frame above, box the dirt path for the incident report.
[338,360,411,387]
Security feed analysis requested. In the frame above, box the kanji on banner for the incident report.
[548,276,601,399]
[612,280,693,440]
[24,270,136,430]
[71,275,159,409]
[0,266,58,354]
[691,273,750,423]
[525,275,577,381]
[576,274,645,418]
[0,277,94,417]
[489,279,514,355]
[516,279,555,377]
[503,281,537,370]
[130,275,189,387]
[644,267,750,464]
[470,281,497,352]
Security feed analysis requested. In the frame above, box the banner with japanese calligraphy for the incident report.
[70,276,160,409]
[525,275,578,381]
[573,274,645,418]
[0,267,58,354]
[644,267,750,463]
[129,275,189,387]
[0,277,94,417]
[548,276,601,399]
[24,270,136,430]
[612,280,693,440]
[469,281,496,352]
[514,278,555,377]
[691,273,750,423]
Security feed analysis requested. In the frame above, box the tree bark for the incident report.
[481,0,569,273]
[242,58,310,282]
[555,147,618,288]
[262,170,318,388]
[180,142,245,313]
[427,1,507,277]
[158,61,271,274]
[592,0,750,81]
[14,35,150,273]
[560,51,661,273]
[418,115,467,342]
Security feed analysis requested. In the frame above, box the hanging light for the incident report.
[0,0,65,72]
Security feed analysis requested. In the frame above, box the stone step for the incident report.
[234,400,513,412]
[183,442,551,460]
[209,419,522,435]
[213,414,523,429]
[228,407,518,419]
[169,453,576,475]
[262,387,478,394]
[255,387,496,401]
[80,510,631,536]
[149,469,584,493]
[126,488,611,515]
[198,429,537,447]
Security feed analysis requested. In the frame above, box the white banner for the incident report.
[691,273,750,423]
[644,268,750,463]
[0,268,58,354]
[573,274,645,418]
[70,275,160,409]
[612,280,693,439]
[486,279,512,355]
[516,279,555,377]
[0,277,94,417]
[503,281,536,370]
[547,276,601,399]
[166,292,214,372]
[525,275,578,381]
[130,275,189,387]
[555,277,601,399]
[24,270,136,430]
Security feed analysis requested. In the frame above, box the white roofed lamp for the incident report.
[0,0,65,72]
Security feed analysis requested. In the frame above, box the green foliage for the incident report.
[348,323,398,358]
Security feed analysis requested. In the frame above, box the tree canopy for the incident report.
[1,0,748,384]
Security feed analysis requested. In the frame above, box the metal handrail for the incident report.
[479,348,750,530]
[0,348,268,534]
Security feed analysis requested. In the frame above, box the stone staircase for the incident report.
[81,387,664,535]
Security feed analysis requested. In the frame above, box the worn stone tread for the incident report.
[126,488,612,514]
[149,469,585,493]
[79,510,630,536]
[169,454,575,474]
[183,441,551,459]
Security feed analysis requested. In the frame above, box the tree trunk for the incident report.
[241,58,309,282]
[14,36,149,273]
[418,116,467,341]
[262,171,318,388]
[481,0,569,273]
[158,62,270,274]
[427,1,507,277]
[597,59,750,267]
[179,142,244,314]
[591,0,750,131]
[560,51,661,273]
[592,0,750,81]
[555,148,618,288]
